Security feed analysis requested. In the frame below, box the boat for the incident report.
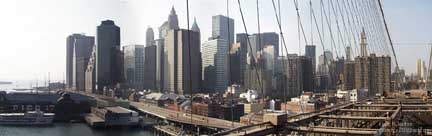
[0,110,54,125]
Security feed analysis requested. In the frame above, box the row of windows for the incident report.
[11,105,55,111]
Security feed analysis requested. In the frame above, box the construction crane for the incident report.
[394,42,432,90]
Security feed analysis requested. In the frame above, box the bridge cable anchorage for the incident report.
[236,0,264,97]
[185,0,195,126]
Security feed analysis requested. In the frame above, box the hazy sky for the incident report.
[0,0,430,81]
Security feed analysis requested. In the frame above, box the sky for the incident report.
[0,0,430,82]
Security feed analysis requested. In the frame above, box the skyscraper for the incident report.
[355,31,391,96]
[263,45,275,72]
[85,45,97,94]
[66,34,88,89]
[96,20,122,92]
[360,28,368,57]
[73,35,95,92]
[202,38,229,92]
[230,43,242,85]
[300,56,314,92]
[146,27,154,47]
[144,45,157,90]
[233,33,249,85]
[286,54,302,98]
[248,33,279,62]
[159,7,180,92]
[305,45,316,71]
[343,61,355,90]
[191,18,200,33]
[155,39,165,92]
[346,46,352,61]
[123,45,145,90]
[417,59,427,80]
[165,29,202,95]
[211,15,234,45]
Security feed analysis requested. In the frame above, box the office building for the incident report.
[155,39,165,92]
[73,35,94,91]
[230,43,242,85]
[305,45,316,71]
[346,46,352,61]
[144,45,157,90]
[248,33,279,63]
[232,33,249,85]
[300,56,314,92]
[159,7,180,92]
[66,34,92,89]
[85,46,97,93]
[202,38,229,92]
[343,61,355,90]
[96,20,122,92]
[263,45,275,71]
[146,27,155,46]
[211,15,234,44]
[354,30,391,96]
[417,59,427,80]
[165,29,202,95]
[360,28,368,57]
[159,7,179,39]
[123,45,145,90]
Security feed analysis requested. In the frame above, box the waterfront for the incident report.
[0,123,153,136]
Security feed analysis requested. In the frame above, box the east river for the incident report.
[0,123,153,136]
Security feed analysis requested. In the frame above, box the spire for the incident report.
[191,17,200,33]
[168,6,179,30]
[360,27,367,57]
[170,6,176,15]
[146,27,154,46]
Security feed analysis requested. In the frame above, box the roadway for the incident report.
[63,90,245,129]
[130,102,245,129]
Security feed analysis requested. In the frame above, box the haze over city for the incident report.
[0,0,430,81]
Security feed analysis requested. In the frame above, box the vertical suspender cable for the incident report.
[185,0,194,125]
[226,0,235,128]
[237,0,264,100]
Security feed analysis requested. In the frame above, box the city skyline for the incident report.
[0,0,431,81]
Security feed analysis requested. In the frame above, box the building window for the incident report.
[35,105,41,110]
[27,105,33,111]
[13,105,18,111]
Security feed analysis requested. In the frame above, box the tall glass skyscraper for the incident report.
[96,20,122,92]
[202,38,229,92]
[211,15,234,45]
[123,45,145,90]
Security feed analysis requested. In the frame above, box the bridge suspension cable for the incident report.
[236,0,264,97]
